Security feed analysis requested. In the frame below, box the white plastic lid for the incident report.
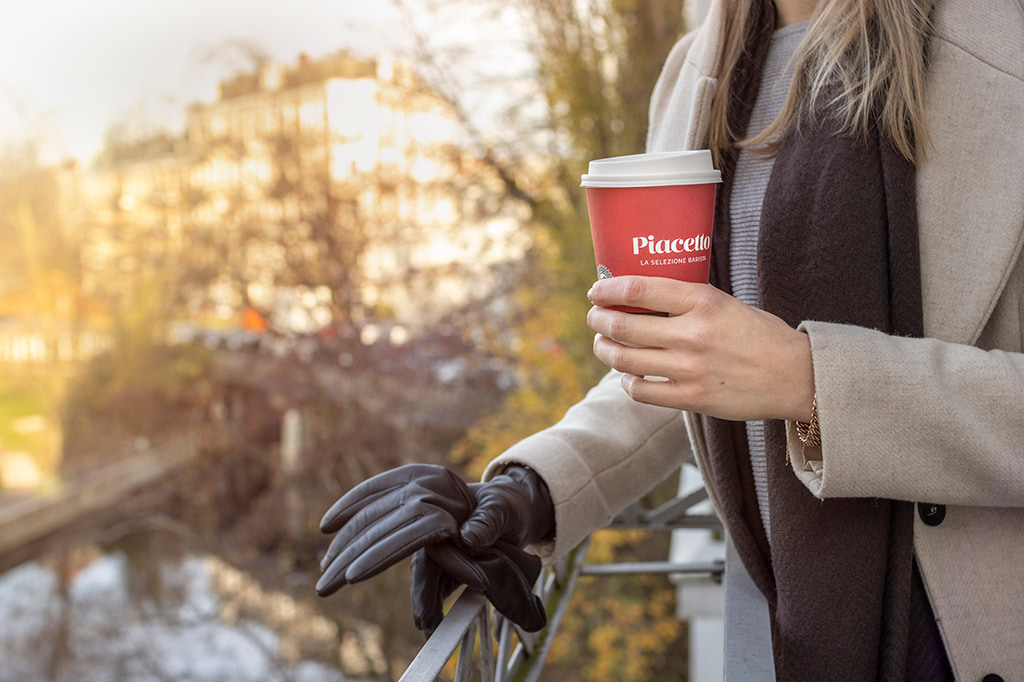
[580,150,722,187]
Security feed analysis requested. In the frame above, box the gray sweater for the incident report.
[729,21,806,541]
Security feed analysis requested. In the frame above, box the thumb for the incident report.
[459,506,504,549]
[460,471,542,549]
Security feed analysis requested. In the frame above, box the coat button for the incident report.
[918,503,946,526]
[981,675,1004,682]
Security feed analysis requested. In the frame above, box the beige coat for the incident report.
[485,0,1024,678]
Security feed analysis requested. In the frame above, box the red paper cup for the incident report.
[582,151,721,313]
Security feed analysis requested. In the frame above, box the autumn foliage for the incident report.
[442,1,694,678]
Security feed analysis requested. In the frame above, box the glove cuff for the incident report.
[502,465,555,545]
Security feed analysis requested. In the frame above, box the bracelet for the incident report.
[794,394,821,448]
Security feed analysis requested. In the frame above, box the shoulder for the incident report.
[652,5,725,101]
[648,31,701,125]
[915,0,1024,345]
[647,10,725,151]
[658,31,703,83]
[929,0,1024,82]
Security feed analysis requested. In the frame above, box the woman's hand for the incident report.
[587,276,815,423]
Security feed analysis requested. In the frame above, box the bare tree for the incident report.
[393,0,687,369]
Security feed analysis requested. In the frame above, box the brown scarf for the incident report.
[699,3,951,679]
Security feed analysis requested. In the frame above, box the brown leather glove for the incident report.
[317,463,555,633]
[411,539,545,635]
[460,465,555,550]
[410,465,555,634]
[317,464,474,596]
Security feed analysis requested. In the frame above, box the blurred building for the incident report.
[75,50,529,336]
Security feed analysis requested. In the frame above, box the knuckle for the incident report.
[622,277,648,304]
[687,321,713,353]
[692,287,725,325]
[622,377,644,401]
[594,332,635,373]
[606,345,633,372]
[676,356,703,382]
[621,374,651,403]
[606,315,632,340]
[676,381,704,407]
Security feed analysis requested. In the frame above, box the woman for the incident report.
[318,0,1024,678]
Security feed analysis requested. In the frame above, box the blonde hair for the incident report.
[708,0,935,164]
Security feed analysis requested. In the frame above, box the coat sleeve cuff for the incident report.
[785,419,826,498]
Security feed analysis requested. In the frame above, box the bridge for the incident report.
[0,341,501,571]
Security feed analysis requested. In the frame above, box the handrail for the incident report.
[399,590,492,682]
[399,539,591,682]
[581,560,723,577]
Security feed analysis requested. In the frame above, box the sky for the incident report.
[0,0,410,163]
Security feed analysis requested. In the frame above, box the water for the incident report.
[0,339,500,680]
[0,529,351,682]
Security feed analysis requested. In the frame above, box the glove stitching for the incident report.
[365,523,454,579]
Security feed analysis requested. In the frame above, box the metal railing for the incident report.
[399,539,590,682]
[399,462,724,681]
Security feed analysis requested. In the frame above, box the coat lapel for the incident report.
[916,0,1024,344]
[645,0,724,153]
